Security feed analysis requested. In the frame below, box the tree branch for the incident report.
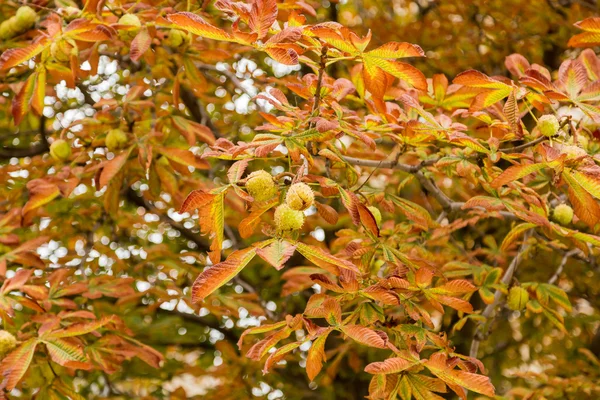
[470,231,532,358]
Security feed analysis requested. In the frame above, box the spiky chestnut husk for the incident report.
[0,330,17,358]
[274,204,304,231]
[507,287,529,311]
[285,183,314,211]
[368,206,382,227]
[13,6,37,32]
[166,29,189,48]
[537,114,560,137]
[552,204,574,226]
[50,139,71,162]
[106,129,128,151]
[246,170,277,202]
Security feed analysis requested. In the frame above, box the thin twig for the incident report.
[548,249,580,284]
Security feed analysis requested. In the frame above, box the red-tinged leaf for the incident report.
[453,70,511,89]
[264,46,299,65]
[237,321,288,349]
[227,159,249,183]
[425,353,495,399]
[569,168,600,200]
[357,202,380,237]
[505,54,530,78]
[490,162,548,188]
[367,42,425,59]
[167,12,236,42]
[309,27,358,54]
[341,325,388,349]
[315,202,339,224]
[430,280,476,295]
[48,316,115,338]
[249,0,278,39]
[180,190,216,213]
[263,342,301,373]
[22,185,60,216]
[0,338,38,390]
[99,149,131,188]
[0,39,50,71]
[569,18,600,47]
[365,357,418,374]
[1,269,32,294]
[433,295,473,313]
[500,223,536,251]
[122,336,164,368]
[256,240,296,270]
[130,27,152,62]
[238,198,278,238]
[171,115,216,145]
[363,56,427,91]
[157,147,209,170]
[12,72,37,125]
[306,329,331,381]
[44,338,88,367]
[563,171,600,228]
[64,20,114,42]
[296,242,359,273]
[191,246,258,302]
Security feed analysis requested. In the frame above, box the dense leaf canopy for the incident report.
[1,0,600,399]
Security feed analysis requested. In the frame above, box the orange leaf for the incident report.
[341,325,388,349]
[425,353,495,399]
[167,12,236,42]
[130,27,152,62]
[180,190,216,213]
[248,0,278,39]
[0,38,50,71]
[191,246,258,302]
[0,339,38,390]
[306,330,331,381]
[99,150,131,188]
[256,240,296,270]
[365,357,418,374]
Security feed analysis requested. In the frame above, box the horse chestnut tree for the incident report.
[1,0,600,399]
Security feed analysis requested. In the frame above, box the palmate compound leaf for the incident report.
[424,353,495,399]
[191,239,274,302]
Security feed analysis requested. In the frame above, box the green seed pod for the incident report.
[165,29,189,48]
[552,204,574,226]
[13,6,37,32]
[0,19,17,39]
[507,287,529,311]
[50,139,71,162]
[118,14,141,40]
[105,129,129,151]
[274,204,304,231]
